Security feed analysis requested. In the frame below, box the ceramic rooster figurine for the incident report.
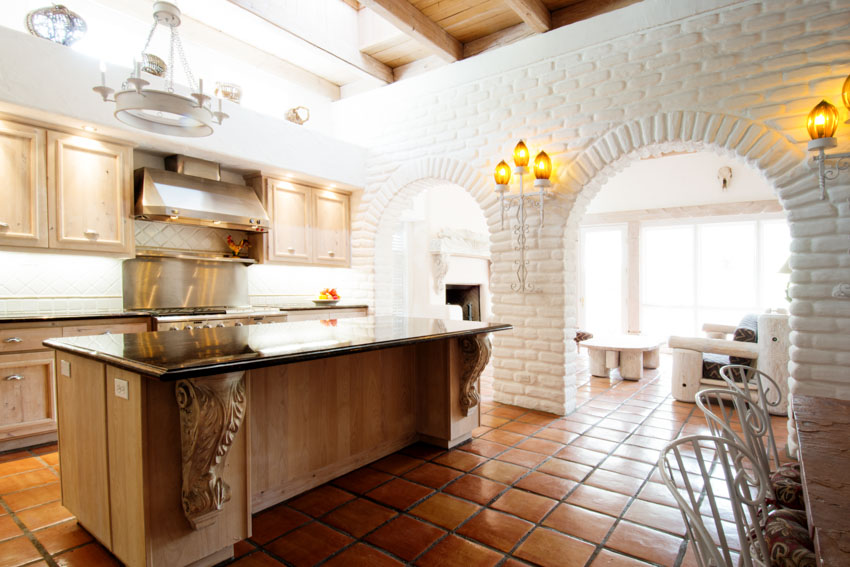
[226,235,250,257]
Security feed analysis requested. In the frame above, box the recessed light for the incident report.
[82,125,97,132]
[329,183,336,189]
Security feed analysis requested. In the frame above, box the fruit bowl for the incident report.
[312,299,340,305]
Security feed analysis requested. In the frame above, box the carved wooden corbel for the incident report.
[459,334,491,416]
[175,372,247,530]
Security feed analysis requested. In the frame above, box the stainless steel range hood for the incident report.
[133,155,270,232]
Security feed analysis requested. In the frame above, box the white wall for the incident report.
[587,150,777,213]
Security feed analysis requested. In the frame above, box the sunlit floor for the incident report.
[0,354,791,567]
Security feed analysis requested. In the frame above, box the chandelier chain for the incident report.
[167,27,176,92]
[173,29,197,94]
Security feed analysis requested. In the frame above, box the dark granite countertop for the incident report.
[0,311,152,324]
[272,303,369,311]
[44,316,511,380]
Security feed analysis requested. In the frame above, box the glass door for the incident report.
[579,225,627,336]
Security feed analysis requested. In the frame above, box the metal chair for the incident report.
[658,434,770,567]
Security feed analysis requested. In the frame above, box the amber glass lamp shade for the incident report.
[806,100,839,140]
[494,160,511,193]
[842,74,850,114]
[513,140,529,167]
[533,151,552,180]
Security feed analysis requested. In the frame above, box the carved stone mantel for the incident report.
[459,334,492,416]
[175,372,247,530]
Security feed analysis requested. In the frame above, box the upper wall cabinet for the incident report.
[248,176,351,267]
[47,131,134,255]
[0,120,48,248]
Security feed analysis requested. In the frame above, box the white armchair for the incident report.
[669,312,791,414]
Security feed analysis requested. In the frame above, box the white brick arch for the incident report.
[561,110,848,402]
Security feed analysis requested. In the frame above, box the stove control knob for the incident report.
[185,325,194,330]
[235,322,244,327]
[216,323,225,328]
[203,324,212,329]
[169,326,179,331]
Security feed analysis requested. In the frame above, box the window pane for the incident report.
[582,227,624,335]
[697,308,749,332]
[761,219,791,309]
[642,225,694,306]
[643,306,695,338]
[697,222,756,308]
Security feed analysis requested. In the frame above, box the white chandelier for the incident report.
[92,2,227,137]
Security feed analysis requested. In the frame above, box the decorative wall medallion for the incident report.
[459,334,491,416]
[432,252,449,293]
[175,372,246,530]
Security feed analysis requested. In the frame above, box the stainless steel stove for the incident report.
[122,256,289,331]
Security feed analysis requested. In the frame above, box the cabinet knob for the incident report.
[185,325,193,330]
[287,247,295,254]
[216,323,225,328]
[203,324,212,329]
[0,221,9,229]
[5,374,23,381]
[3,337,22,343]
[234,322,244,327]
[169,326,179,331]
[328,250,335,257]
[84,229,99,239]
[102,330,112,335]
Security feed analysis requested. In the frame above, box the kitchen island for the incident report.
[44,316,510,567]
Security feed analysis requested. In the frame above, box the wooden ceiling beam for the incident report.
[357,0,464,62]
[503,0,551,33]
[552,0,641,28]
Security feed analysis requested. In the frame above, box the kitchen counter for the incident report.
[46,316,510,567]
[45,316,507,380]
[0,310,151,323]
[262,302,369,311]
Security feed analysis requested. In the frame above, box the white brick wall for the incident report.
[336,0,850,412]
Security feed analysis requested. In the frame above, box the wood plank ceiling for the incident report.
[228,0,642,90]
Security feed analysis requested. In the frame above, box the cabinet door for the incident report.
[47,131,133,254]
[312,190,350,266]
[268,179,312,263]
[61,321,149,337]
[0,120,47,248]
[0,352,56,441]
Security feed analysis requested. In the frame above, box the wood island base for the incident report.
[54,334,491,567]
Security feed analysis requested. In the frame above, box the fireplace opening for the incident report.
[446,284,481,321]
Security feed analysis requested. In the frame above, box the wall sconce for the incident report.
[494,140,553,293]
[806,74,850,199]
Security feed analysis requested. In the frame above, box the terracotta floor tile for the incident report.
[332,467,393,495]
[514,527,596,567]
[434,450,487,472]
[0,451,30,465]
[0,468,57,495]
[250,505,311,544]
[16,500,73,531]
[54,542,121,566]
[488,406,527,419]
[599,456,655,479]
[623,499,686,536]
[403,463,463,489]
[2,483,60,512]
[322,498,397,538]
[0,458,46,478]
[409,493,479,529]
[481,415,510,428]
[367,478,434,510]
[371,454,425,476]
[534,428,579,444]
[443,474,507,505]
[605,521,684,566]
[566,485,630,517]
[28,444,57,455]
[591,549,655,566]
[496,449,546,468]
[624,435,670,451]
[584,426,631,443]
[415,534,502,567]
[323,543,403,566]
[636,482,680,509]
[548,419,591,434]
[234,539,256,558]
[491,489,556,523]
[265,522,353,567]
[366,515,445,562]
[584,469,645,496]
[33,519,92,554]
[457,439,508,458]
[571,435,620,454]
[515,471,576,500]
[230,551,286,566]
[472,460,528,484]
[613,444,662,464]
[481,429,526,446]
[555,445,608,467]
[288,485,355,517]
[38,453,59,467]
[515,437,564,456]
[543,503,616,544]
[0,515,21,543]
[563,413,599,425]
[500,421,541,435]
[401,443,447,462]
[634,425,678,440]
[597,419,640,433]
[472,426,492,437]
[0,535,42,567]
[457,508,533,552]
[537,458,592,482]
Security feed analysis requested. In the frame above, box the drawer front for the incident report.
[0,327,60,353]
[284,308,367,322]
[62,322,149,337]
[0,352,56,435]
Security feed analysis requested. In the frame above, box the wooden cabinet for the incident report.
[0,316,150,451]
[0,120,48,248]
[248,176,351,267]
[47,131,134,255]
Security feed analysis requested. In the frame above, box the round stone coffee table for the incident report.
[581,335,664,381]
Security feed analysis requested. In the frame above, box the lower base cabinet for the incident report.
[0,352,56,445]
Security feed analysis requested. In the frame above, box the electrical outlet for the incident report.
[60,360,71,377]
[114,378,129,400]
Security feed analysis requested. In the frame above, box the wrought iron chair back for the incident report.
[719,364,782,469]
